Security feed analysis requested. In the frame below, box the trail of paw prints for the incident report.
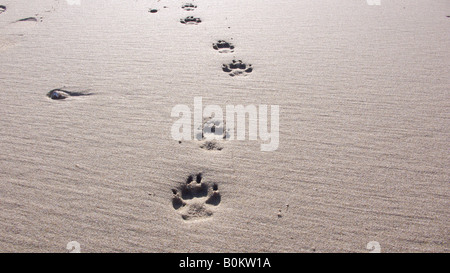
[222,60,253,77]
[47,88,93,100]
[213,40,234,53]
[172,173,221,221]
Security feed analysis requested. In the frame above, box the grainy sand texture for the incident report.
[0,0,449,253]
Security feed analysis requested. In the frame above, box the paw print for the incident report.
[0,5,6,14]
[171,173,221,221]
[181,3,197,11]
[213,40,235,53]
[222,60,253,77]
[180,16,202,25]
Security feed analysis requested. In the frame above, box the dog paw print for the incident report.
[180,16,202,25]
[222,60,253,77]
[181,3,197,11]
[171,173,221,221]
[0,5,6,14]
[213,40,235,53]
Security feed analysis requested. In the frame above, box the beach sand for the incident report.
[0,0,449,252]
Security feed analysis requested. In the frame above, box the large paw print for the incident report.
[213,40,235,53]
[222,60,253,77]
[171,173,221,221]
[180,16,202,25]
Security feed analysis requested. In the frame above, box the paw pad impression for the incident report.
[222,60,253,77]
[213,40,235,53]
[180,16,202,25]
[182,3,197,11]
[172,173,221,221]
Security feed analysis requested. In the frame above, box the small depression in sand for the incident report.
[47,89,93,100]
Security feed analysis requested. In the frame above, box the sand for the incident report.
[0,0,449,253]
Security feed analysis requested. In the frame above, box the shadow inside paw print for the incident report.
[15,17,39,22]
[47,89,93,100]
[149,9,158,13]
[180,16,202,25]
[182,3,197,11]
[172,173,221,221]
[200,140,223,151]
[213,40,235,53]
[222,60,253,77]
[0,5,6,14]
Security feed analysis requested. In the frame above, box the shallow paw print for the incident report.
[200,140,223,151]
[181,3,197,11]
[213,40,235,53]
[180,16,202,25]
[222,60,253,77]
[171,173,221,221]
[47,88,93,100]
